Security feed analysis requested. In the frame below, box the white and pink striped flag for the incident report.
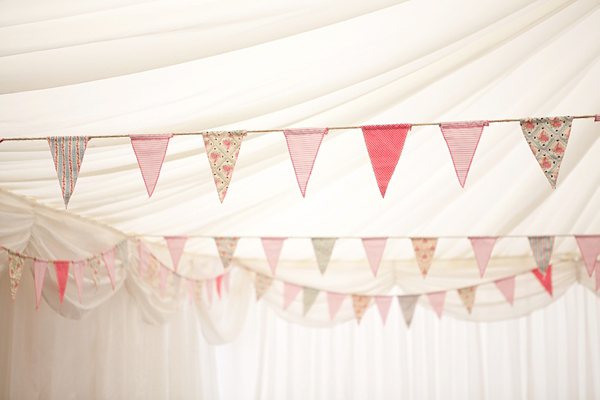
[575,235,600,277]
[427,291,446,319]
[374,296,393,325]
[327,292,346,320]
[262,238,286,276]
[165,236,187,273]
[362,238,387,277]
[440,121,488,188]
[159,264,169,299]
[34,259,48,309]
[469,236,497,277]
[283,128,328,197]
[494,276,515,306]
[529,236,554,276]
[72,260,85,304]
[361,124,411,197]
[283,282,302,310]
[130,133,173,197]
[47,136,89,208]
[102,248,116,290]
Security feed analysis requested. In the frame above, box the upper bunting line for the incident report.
[1,114,597,141]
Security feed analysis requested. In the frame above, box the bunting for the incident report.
[361,124,411,197]
[469,236,497,277]
[255,273,273,300]
[283,282,302,310]
[595,114,600,122]
[398,295,419,327]
[352,294,371,323]
[312,238,336,274]
[575,235,600,277]
[72,260,85,304]
[520,117,572,188]
[440,121,488,187]
[457,286,477,313]
[214,237,239,268]
[374,295,393,324]
[8,250,25,301]
[596,267,600,291]
[87,256,101,288]
[528,236,554,276]
[283,128,328,197]
[362,238,387,277]
[533,264,553,296]
[139,242,150,278]
[303,287,319,316]
[427,291,446,319]
[47,136,89,208]
[159,264,169,299]
[202,131,246,202]
[102,248,116,290]
[34,259,48,309]
[261,238,286,276]
[164,236,187,272]
[55,261,70,305]
[494,276,515,306]
[327,292,346,321]
[129,133,173,197]
[411,238,438,277]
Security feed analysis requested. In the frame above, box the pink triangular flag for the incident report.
[187,278,195,306]
[374,296,393,324]
[596,268,600,291]
[164,236,187,273]
[533,264,553,296]
[469,237,497,277]
[159,264,169,299]
[102,248,116,290]
[494,276,515,306]
[411,238,438,277]
[529,236,554,276]
[327,292,346,321]
[575,235,600,277]
[205,279,214,304]
[440,121,488,187]
[361,124,411,197]
[427,291,446,319]
[130,133,173,197]
[457,286,477,313]
[202,131,246,203]
[362,238,387,277]
[352,294,371,323]
[261,238,286,276]
[595,114,600,122]
[47,136,89,208]
[283,282,302,310]
[139,242,150,278]
[398,295,420,327]
[283,128,328,197]
[34,259,48,309]
[72,260,85,304]
[216,275,223,298]
[54,261,70,305]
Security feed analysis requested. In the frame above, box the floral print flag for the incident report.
[8,250,26,301]
[47,136,89,208]
[352,294,371,323]
[457,286,477,313]
[202,131,246,203]
[214,237,239,268]
[411,238,438,277]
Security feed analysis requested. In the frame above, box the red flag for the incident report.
[494,276,515,306]
[54,261,70,305]
[72,260,85,304]
[440,121,488,187]
[362,238,387,277]
[102,248,116,290]
[575,235,600,277]
[164,236,187,273]
[261,238,286,276]
[216,275,223,298]
[361,124,411,197]
[533,264,553,296]
[469,237,497,277]
[283,128,328,197]
[374,296,393,324]
[34,259,48,309]
[283,282,302,310]
[327,292,346,321]
[427,291,446,319]
[129,133,173,197]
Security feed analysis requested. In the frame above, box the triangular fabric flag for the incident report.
[311,238,336,274]
[440,121,488,188]
[596,267,600,291]
[47,136,89,208]
[202,131,246,202]
[159,264,169,299]
[469,237,497,277]
[254,273,273,300]
[398,295,420,328]
[195,280,203,305]
[595,114,599,122]
[352,294,371,323]
[205,279,213,304]
[187,278,195,306]
[214,237,239,268]
[139,242,150,278]
[520,117,572,188]
[494,276,515,306]
[427,291,446,319]
[327,292,346,321]
[54,261,70,305]
[575,235,600,277]
[283,282,302,310]
[361,124,411,197]
[72,260,85,304]
[7,250,26,302]
[261,238,286,276]
[116,240,128,265]
[283,128,328,197]
[215,275,223,298]
[362,238,387,277]
[457,286,477,313]
[528,236,554,276]
[303,287,320,316]
[129,133,173,197]
[164,236,187,273]
[87,256,101,288]
[533,264,553,296]
[374,295,393,325]
[411,238,438,277]
[34,259,48,309]
[102,248,116,290]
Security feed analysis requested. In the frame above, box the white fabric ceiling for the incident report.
[1,0,599,322]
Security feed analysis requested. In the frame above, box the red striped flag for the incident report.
[440,121,488,188]
[283,128,328,197]
[130,133,173,197]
